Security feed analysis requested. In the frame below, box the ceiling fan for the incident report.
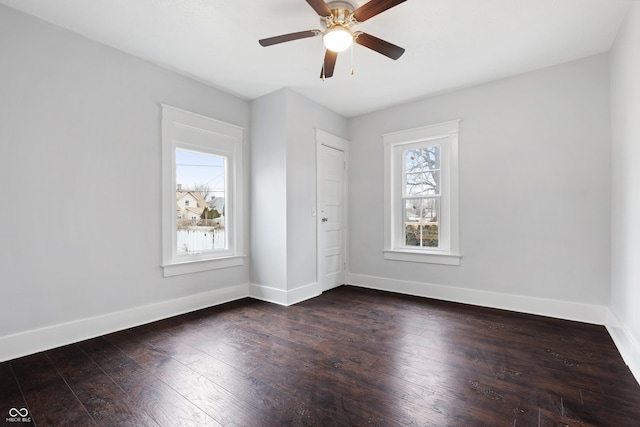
[259,0,407,79]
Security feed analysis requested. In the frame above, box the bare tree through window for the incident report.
[403,146,440,247]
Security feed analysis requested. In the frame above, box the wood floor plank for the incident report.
[187,354,333,426]
[10,353,96,426]
[0,362,35,426]
[45,344,159,426]
[77,337,221,427]
[3,286,640,426]
[104,329,280,426]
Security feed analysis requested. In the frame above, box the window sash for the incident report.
[402,145,441,197]
[174,147,229,257]
[171,142,233,261]
[403,196,440,248]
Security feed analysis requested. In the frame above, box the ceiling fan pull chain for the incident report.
[321,45,326,81]
[350,42,355,75]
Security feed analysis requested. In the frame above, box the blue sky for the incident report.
[175,148,225,198]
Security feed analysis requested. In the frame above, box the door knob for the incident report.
[322,217,328,223]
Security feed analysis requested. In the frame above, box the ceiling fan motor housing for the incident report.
[323,0,358,28]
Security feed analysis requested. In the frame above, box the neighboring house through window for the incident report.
[161,105,244,277]
[383,120,461,265]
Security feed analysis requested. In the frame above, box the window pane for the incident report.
[404,198,439,247]
[175,149,226,254]
[404,147,440,196]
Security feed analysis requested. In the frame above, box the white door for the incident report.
[317,132,347,292]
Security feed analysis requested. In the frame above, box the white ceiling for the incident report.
[0,0,631,117]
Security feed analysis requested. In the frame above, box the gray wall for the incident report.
[250,89,347,296]
[348,54,611,306]
[249,90,289,290]
[0,5,251,339]
[610,2,640,376]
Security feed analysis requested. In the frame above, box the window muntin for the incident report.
[383,120,460,265]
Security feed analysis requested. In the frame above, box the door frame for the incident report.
[315,129,350,292]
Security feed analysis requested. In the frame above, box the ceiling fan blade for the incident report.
[352,0,407,22]
[320,50,338,79]
[355,32,405,60]
[259,30,319,47]
[306,0,332,17]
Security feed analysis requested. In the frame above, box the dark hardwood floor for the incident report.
[2,286,640,426]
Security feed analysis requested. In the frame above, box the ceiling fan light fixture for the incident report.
[258,0,407,79]
[323,26,353,52]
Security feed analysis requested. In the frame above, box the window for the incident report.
[383,120,460,265]
[161,105,244,277]
[403,144,441,248]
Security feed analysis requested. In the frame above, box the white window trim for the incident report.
[383,120,461,265]
[161,105,244,277]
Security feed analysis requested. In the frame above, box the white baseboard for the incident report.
[4,274,627,382]
[348,274,639,387]
[606,309,640,385]
[0,283,249,363]
[348,273,608,325]
[249,282,321,306]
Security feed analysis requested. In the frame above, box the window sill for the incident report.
[163,255,245,277]
[383,250,461,266]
